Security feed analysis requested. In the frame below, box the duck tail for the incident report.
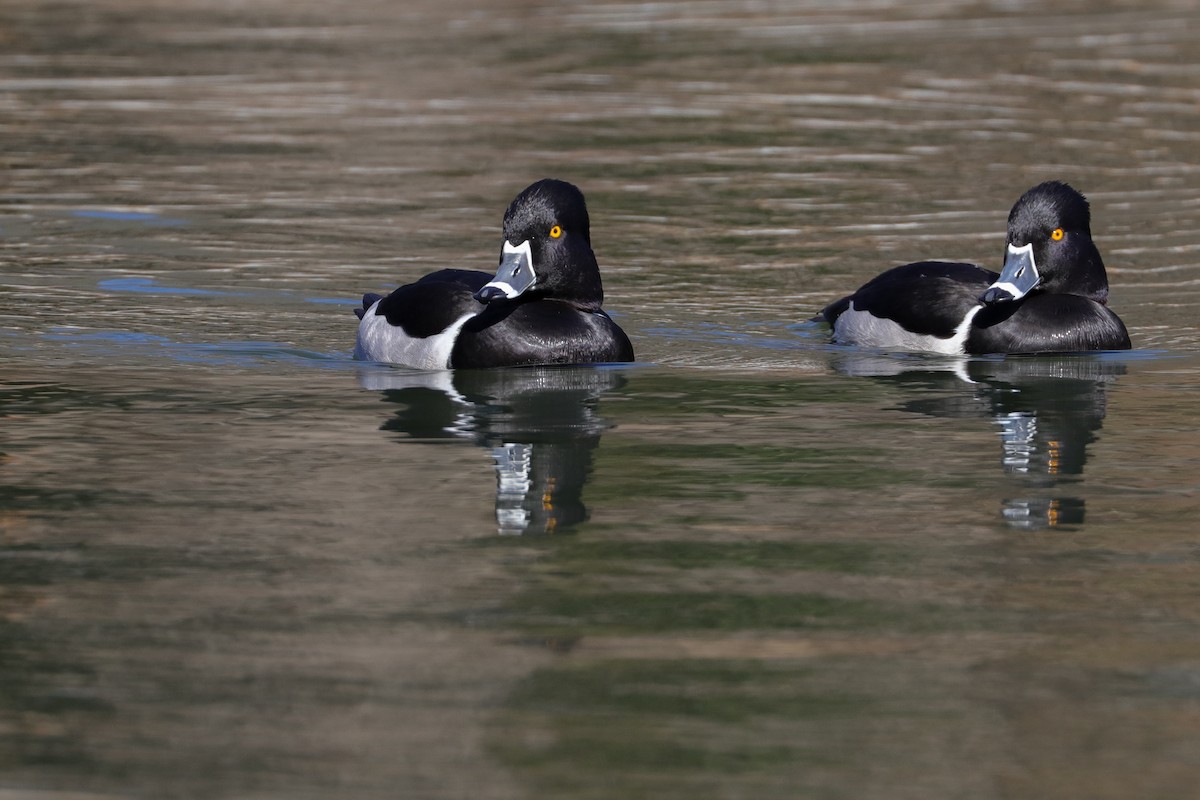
[814,295,850,324]
[355,292,384,320]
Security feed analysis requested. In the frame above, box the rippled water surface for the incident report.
[4,1,1200,797]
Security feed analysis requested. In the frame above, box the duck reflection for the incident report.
[359,366,624,535]
[831,353,1125,529]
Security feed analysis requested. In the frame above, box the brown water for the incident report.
[4,1,1200,798]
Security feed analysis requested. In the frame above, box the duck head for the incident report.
[980,181,1110,306]
[474,179,604,309]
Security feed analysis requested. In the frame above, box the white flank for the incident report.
[833,301,982,355]
[354,300,477,369]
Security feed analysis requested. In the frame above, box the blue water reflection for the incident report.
[830,353,1125,530]
[359,366,625,535]
[98,277,238,296]
[70,209,186,226]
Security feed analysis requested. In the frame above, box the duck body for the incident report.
[819,182,1131,355]
[354,180,634,369]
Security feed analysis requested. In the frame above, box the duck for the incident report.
[354,179,634,368]
[816,181,1131,354]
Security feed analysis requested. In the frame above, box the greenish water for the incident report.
[4,1,1200,798]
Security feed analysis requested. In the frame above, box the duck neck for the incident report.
[1074,242,1111,304]
[544,255,605,311]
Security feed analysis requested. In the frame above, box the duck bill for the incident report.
[979,242,1040,304]
[474,239,537,304]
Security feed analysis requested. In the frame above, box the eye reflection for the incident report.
[361,366,624,535]
[830,353,1124,530]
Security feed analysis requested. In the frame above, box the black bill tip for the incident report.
[474,286,509,304]
[979,287,1016,305]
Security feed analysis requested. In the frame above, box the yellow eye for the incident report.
[549,225,563,239]
[1051,228,1064,241]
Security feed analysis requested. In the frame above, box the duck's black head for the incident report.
[981,181,1110,305]
[503,179,591,246]
[474,179,603,309]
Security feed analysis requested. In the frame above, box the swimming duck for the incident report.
[817,181,1131,354]
[354,179,634,368]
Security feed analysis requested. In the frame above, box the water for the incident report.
[4,1,1200,797]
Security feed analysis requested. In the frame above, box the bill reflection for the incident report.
[832,354,1125,530]
[360,366,624,535]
